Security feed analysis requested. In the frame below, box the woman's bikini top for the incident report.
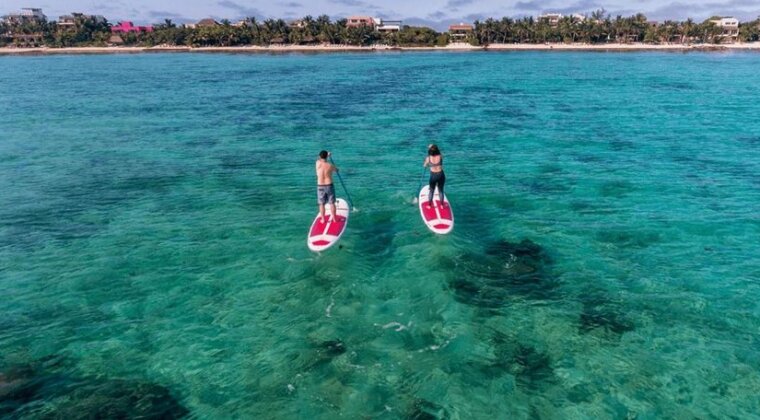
[429,155,443,170]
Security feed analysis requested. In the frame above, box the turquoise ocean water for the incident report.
[1,52,759,418]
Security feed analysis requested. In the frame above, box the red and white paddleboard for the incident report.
[307,198,350,252]
[418,185,453,234]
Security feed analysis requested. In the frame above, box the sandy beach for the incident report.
[1,42,760,55]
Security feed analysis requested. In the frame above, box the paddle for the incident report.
[412,165,427,204]
[329,155,354,211]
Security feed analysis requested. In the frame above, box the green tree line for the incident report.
[0,14,111,47]
[470,11,760,45]
[1,12,759,48]
[140,16,444,47]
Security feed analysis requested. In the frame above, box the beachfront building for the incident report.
[111,21,153,33]
[570,13,586,23]
[232,19,255,27]
[376,19,402,33]
[107,34,124,45]
[448,23,473,43]
[196,18,220,28]
[57,13,107,30]
[346,16,376,28]
[2,8,47,25]
[289,19,306,29]
[11,33,44,47]
[1,8,47,47]
[710,17,739,42]
[344,16,402,33]
[57,15,76,28]
[539,13,562,27]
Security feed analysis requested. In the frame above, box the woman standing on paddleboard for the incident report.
[423,144,445,208]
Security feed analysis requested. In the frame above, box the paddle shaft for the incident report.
[329,156,354,209]
[416,165,427,201]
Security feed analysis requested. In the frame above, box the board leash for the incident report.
[329,156,354,210]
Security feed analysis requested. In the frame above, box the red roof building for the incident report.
[346,16,376,28]
[448,23,473,42]
[111,21,153,33]
[449,23,474,32]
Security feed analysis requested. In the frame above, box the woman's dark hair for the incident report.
[319,150,328,159]
[428,144,441,156]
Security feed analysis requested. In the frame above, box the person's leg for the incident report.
[318,186,326,222]
[329,186,337,220]
[438,174,446,204]
[428,175,435,205]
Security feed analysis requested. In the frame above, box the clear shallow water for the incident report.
[1,51,759,418]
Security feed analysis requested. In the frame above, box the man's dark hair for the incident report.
[319,150,328,159]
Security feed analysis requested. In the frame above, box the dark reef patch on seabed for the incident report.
[570,199,621,215]
[523,176,573,195]
[464,85,523,97]
[599,179,635,198]
[735,135,760,146]
[443,238,558,309]
[507,344,555,389]
[595,229,661,249]
[645,78,697,91]
[0,358,188,418]
[467,331,556,390]
[421,117,453,138]
[0,165,189,250]
[609,138,636,151]
[450,201,502,243]
[316,339,347,358]
[577,290,635,338]
[351,210,397,260]
[406,398,449,420]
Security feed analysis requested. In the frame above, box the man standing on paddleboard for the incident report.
[423,144,445,207]
[316,150,339,223]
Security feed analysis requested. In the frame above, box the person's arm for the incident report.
[327,151,338,172]
[423,157,429,167]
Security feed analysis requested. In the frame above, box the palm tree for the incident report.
[558,16,575,43]
[247,17,262,44]
[496,17,513,43]
[699,20,723,43]
[514,17,531,43]
[591,9,607,22]
[738,18,760,42]
[681,18,694,44]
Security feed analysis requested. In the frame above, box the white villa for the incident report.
[376,19,402,33]
[345,16,402,32]
[710,17,739,42]
[539,13,562,26]
[539,13,586,26]
[570,13,586,22]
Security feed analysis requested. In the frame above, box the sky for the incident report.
[3,0,759,30]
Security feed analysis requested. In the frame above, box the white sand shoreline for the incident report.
[2,42,760,55]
